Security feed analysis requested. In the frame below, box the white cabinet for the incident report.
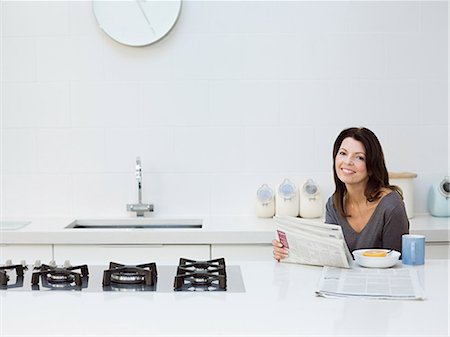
[53,244,210,265]
[211,244,273,262]
[426,243,449,259]
[0,244,53,264]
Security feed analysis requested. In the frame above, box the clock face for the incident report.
[92,0,182,47]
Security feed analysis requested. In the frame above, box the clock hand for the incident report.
[136,0,156,34]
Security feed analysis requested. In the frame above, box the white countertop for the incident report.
[1,260,448,336]
[1,215,449,245]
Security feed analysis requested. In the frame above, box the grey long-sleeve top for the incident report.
[325,192,410,253]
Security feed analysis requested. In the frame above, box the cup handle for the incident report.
[411,241,416,264]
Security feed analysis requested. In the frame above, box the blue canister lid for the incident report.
[257,184,274,204]
[278,179,296,200]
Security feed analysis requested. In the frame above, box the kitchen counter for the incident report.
[1,260,448,336]
[1,215,449,245]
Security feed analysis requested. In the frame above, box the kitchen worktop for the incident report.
[1,260,448,336]
[0,215,449,245]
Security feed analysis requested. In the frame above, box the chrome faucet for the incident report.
[127,156,154,217]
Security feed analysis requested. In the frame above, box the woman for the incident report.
[273,127,409,261]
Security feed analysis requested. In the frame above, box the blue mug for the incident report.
[402,234,425,265]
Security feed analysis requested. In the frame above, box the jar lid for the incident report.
[388,172,418,179]
[302,179,319,196]
[278,179,297,199]
[256,184,274,204]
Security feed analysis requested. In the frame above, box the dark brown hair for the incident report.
[332,127,402,217]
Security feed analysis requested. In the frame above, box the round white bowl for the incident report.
[352,249,401,268]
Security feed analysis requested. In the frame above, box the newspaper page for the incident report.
[274,216,352,269]
[315,266,425,300]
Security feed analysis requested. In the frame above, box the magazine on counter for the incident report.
[274,215,352,269]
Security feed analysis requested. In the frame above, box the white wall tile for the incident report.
[1,129,36,173]
[171,34,211,80]
[36,129,72,173]
[242,35,281,80]
[418,33,448,79]
[71,82,139,127]
[386,34,420,79]
[139,80,209,126]
[384,80,420,125]
[419,80,448,125]
[280,80,352,127]
[36,128,106,174]
[175,0,210,35]
[277,35,325,80]
[68,0,99,37]
[2,1,69,37]
[349,80,388,125]
[149,174,211,216]
[72,173,131,217]
[209,80,279,126]
[208,35,246,80]
[313,125,346,174]
[28,174,73,217]
[1,38,36,82]
[417,126,449,172]
[420,2,448,34]
[344,34,387,79]
[203,1,275,35]
[2,83,70,128]
[384,126,423,173]
[273,2,350,34]
[1,173,72,220]
[211,173,277,216]
[348,2,420,33]
[69,36,105,81]
[36,37,72,81]
[103,38,175,81]
[1,174,33,217]
[104,128,174,173]
[173,127,245,172]
[67,129,106,173]
[244,127,315,173]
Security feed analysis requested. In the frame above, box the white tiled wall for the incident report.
[1,1,448,219]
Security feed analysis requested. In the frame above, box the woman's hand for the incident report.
[272,239,288,261]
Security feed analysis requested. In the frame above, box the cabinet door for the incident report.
[53,244,210,265]
[426,243,449,259]
[211,244,273,262]
[0,244,53,264]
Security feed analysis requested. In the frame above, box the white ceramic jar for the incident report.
[299,179,324,218]
[389,172,417,219]
[255,184,275,218]
[275,178,299,217]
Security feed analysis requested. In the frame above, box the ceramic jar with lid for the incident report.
[275,178,299,217]
[389,172,417,219]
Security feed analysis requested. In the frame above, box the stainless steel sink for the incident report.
[65,218,202,229]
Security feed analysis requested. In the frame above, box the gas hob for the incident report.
[0,258,245,293]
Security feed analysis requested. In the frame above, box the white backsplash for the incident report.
[1,1,448,218]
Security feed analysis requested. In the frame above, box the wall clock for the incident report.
[92,0,182,47]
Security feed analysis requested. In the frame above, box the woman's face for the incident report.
[335,137,369,187]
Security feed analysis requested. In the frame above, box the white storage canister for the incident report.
[275,178,299,217]
[299,179,324,218]
[255,184,275,218]
[389,172,417,219]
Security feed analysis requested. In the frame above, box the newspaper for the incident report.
[274,215,352,269]
[315,266,425,300]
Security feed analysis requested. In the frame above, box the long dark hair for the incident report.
[332,127,402,218]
